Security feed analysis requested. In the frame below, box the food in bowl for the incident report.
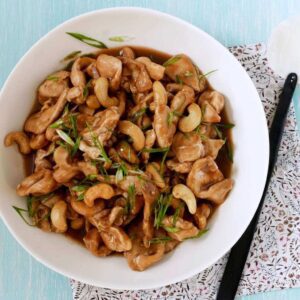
[4,43,234,271]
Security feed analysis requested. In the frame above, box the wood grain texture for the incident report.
[0,1,300,299]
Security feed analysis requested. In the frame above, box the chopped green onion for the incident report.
[49,119,64,129]
[66,32,107,49]
[131,107,147,123]
[108,35,133,42]
[163,226,180,233]
[71,136,81,157]
[186,229,209,240]
[124,184,136,214]
[86,122,111,164]
[184,70,193,77]
[167,110,181,126]
[149,236,173,244]
[56,129,75,147]
[62,50,82,61]
[160,148,169,175]
[12,206,35,226]
[46,75,59,81]
[213,125,223,139]
[142,147,170,154]
[163,55,182,67]
[154,193,172,229]
[175,75,183,85]
[83,86,89,98]
[226,140,234,162]
[198,69,218,81]
[214,122,235,129]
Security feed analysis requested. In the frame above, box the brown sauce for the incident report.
[21,46,233,244]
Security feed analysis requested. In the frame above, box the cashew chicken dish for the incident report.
[4,45,234,271]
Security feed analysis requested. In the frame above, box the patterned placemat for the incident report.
[70,43,300,299]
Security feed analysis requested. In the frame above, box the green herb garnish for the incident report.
[175,75,183,85]
[186,229,209,240]
[167,110,181,126]
[154,193,172,229]
[124,184,136,214]
[62,50,82,61]
[214,122,235,129]
[142,147,170,154]
[163,55,181,67]
[112,162,128,182]
[226,139,234,162]
[149,236,173,244]
[56,129,75,147]
[66,32,107,49]
[71,136,81,157]
[198,69,218,81]
[184,70,193,77]
[46,75,59,81]
[213,125,223,139]
[109,35,133,42]
[160,147,169,175]
[131,107,147,123]
[86,122,111,164]
[163,226,180,233]
[12,206,35,226]
[49,119,64,129]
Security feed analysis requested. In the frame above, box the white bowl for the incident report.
[0,7,269,290]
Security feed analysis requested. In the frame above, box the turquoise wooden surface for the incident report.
[0,1,299,299]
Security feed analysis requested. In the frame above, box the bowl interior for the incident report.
[0,7,269,290]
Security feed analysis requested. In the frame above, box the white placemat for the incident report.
[70,43,300,299]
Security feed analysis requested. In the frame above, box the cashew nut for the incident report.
[50,200,68,233]
[53,146,80,183]
[4,131,31,154]
[96,54,122,90]
[116,141,140,164]
[146,162,165,189]
[100,226,132,252]
[153,81,167,106]
[178,103,202,132]
[84,183,115,207]
[118,120,145,151]
[86,95,101,109]
[16,169,58,196]
[172,184,197,214]
[70,196,104,217]
[94,77,119,107]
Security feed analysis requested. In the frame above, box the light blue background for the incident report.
[0,1,299,299]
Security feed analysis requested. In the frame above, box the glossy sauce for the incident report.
[22,46,233,244]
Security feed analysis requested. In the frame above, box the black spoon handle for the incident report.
[216,73,298,300]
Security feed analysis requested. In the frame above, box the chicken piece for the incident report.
[124,224,165,271]
[38,71,69,100]
[187,157,224,197]
[77,161,98,176]
[165,54,201,92]
[201,101,221,123]
[16,169,58,196]
[120,47,136,59]
[170,85,195,115]
[141,181,160,247]
[198,179,233,205]
[166,159,192,173]
[52,146,80,183]
[194,203,211,230]
[136,57,165,80]
[25,89,68,134]
[162,216,199,241]
[172,132,205,163]
[198,90,225,114]
[96,54,122,90]
[153,104,176,148]
[66,86,85,105]
[100,226,132,252]
[80,106,120,149]
[86,61,99,79]
[83,228,112,257]
[120,57,153,93]
[117,175,145,195]
[203,139,225,159]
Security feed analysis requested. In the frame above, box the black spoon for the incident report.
[216,73,298,300]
